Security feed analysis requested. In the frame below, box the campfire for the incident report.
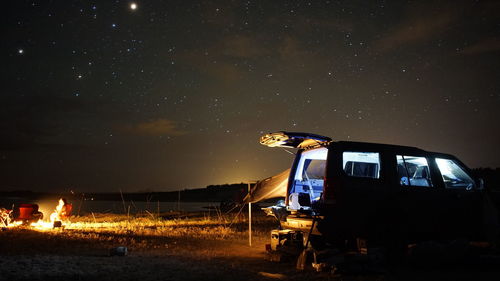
[49,198,72,226]
[1,198,72,230]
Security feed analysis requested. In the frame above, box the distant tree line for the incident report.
[0,183,249,203]
[472,168,500,192]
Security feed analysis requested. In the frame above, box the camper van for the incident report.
[259,132,495,256]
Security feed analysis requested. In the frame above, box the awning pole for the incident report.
[248,182,252,247]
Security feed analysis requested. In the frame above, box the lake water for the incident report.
[0,197,224,215]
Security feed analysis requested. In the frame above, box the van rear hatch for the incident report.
[260,131,331,149]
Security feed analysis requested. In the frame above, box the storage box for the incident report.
[270,229,303,251]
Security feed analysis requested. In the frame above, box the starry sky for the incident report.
[2,0,500,192]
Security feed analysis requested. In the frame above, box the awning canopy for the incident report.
[244,169,289,203]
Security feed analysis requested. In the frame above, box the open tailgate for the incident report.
[260,131,331,149]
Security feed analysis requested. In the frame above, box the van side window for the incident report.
[435,158,475,190]
[397,155,433,187]
[343,152,380,179]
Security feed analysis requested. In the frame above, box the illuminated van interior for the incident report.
[289,147,328,210]
[343,151,380,178]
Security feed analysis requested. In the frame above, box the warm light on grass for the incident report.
[19,212,276,243]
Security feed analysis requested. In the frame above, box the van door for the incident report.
[433,157,483,239]
[335,150,386,239]
[396,154,443,241]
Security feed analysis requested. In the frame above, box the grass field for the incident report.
[0,211,307,281]
[1,211,500,281]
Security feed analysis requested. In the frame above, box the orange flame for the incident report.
[30,198,71,230]
[50,198,66,223]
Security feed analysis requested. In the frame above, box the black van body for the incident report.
[261,132,494,251]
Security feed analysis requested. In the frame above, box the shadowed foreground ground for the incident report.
[1,213,500,281]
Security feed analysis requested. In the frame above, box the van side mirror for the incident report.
[477,178,485,190]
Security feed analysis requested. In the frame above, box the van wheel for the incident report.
[309,234,326,251]
[385,237,408,265]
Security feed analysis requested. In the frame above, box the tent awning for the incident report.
[244,169,289,203]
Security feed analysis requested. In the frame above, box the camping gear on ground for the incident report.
[0,208,13,227]
[110,246,128,256]
[16,204,43,224]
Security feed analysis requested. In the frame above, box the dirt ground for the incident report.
[1,214,500,281]
[0,225,320,281]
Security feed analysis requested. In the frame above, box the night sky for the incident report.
[2,1,500,192]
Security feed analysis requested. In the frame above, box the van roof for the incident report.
[260,132,456,158]
[331,140,455,159]
[333,140,423,152]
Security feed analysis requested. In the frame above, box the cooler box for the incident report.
[18,204,39,220]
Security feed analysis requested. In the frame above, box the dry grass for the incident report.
[1,211,303,281]
[1,211,277,257]
[64,211,275,241]
[0,213,498,281]
[3,212,499,281]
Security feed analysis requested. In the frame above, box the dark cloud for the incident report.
[461,37,500,55]
[0,94,86,150]
[118,119,186,137]
[221,35,270,59]
[373,3,463,52]
[280,15,354,35]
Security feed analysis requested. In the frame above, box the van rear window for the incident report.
[343,152,380,178]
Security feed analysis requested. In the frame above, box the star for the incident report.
[18,49,24,54]
[130,3,137,10]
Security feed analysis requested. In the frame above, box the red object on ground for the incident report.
[18,204,39,220]
[62,204,72,219]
